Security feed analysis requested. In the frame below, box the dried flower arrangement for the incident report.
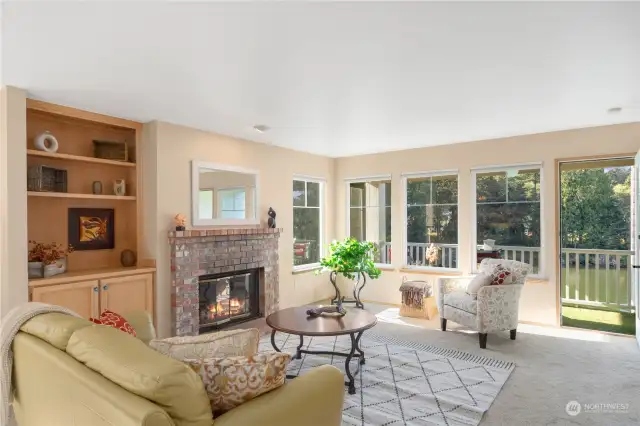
[425,243,440,266]
[28,240,74,265]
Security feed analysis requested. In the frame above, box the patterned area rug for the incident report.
[259,332,514,426]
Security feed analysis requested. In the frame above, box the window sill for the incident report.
[375,264,395,271]
[400,266,463,275]
[292,264,322,274]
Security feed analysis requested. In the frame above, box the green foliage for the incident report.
[561,167,631,250]
[317,238,382,280]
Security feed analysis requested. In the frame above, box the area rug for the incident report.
[259,332,515,426]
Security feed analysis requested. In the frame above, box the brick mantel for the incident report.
[168,228,282,336]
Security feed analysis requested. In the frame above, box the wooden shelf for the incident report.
[28,266,156,287]
[28,191,136,201]
[27,149,136,168]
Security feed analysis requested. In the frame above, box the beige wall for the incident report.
[142,121,336,337]
[335,123,640,326]
[0,86,28,318]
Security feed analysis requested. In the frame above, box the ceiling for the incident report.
[3,1,640,157]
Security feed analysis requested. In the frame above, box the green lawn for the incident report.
[562,305,636,335]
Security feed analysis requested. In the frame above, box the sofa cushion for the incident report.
[184,352,291,415]
[150,329,259,360]
[20,313,92,350]
[443,292,477,315]
[66,325,212,426]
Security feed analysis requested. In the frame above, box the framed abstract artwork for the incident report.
[68,208,115,250]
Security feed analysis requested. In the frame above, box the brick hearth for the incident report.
[168,228,281,336]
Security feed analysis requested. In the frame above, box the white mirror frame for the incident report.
[191,160,261,226]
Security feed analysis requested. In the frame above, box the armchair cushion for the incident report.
[150,328,260,360]
[466,273,492,299]
[443,292,477,315]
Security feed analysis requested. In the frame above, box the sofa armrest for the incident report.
[214,365,344,426]
[476,284,523,333]
[150,329,260,360]
[436,277,473,311]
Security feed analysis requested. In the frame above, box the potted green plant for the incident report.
[315,238,382,315]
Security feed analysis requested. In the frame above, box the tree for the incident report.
[560,167,630,250]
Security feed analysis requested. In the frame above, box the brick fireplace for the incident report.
[168,228,281,336]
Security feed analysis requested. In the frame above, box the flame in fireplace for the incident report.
[208,298,244,318]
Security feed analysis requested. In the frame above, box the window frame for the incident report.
[292,175,326,272]
[401,169,461,272]
[344,174,393,268]
[217,187,247,219]
[471,162,544,278]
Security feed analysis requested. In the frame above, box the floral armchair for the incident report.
[436,259,532,348]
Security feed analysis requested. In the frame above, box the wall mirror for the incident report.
[191,161,259,226]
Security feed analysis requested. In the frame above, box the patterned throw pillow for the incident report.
[90,310,137,337]
[184,352,291,415]
[466,272,492,299]
[487,264,513,285]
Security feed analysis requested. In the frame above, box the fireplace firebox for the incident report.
[198,268,261,333]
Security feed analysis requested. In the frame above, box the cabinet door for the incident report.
[99,273,154,317]
[31,280,100,319]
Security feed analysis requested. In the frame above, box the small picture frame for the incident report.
[68,208,115,251]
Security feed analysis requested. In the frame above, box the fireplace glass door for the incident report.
[199,269,259,330]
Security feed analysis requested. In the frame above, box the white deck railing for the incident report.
[561,248,634,312]
[380,242,634,313]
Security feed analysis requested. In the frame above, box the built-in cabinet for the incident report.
[25,100,156,320]
[30,270,154,319]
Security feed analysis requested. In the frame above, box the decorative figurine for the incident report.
[113,179,126,196]
[306,304,347,317]
[34,131,59,153]
[267,207,276,228]
[92,181,103,195]
[174,213,186,231]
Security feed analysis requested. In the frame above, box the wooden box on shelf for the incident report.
[93,140,129,162]
[27,165,68,192]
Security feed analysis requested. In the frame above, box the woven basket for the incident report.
[399,297,438,319]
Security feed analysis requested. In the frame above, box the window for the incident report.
[474,166,541,274]
[347,178,392,264]
[217,188,246,219]
[198,190,214,219]
[293,177,324,269]
[404,173,458,269]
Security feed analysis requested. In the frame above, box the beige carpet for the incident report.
[361,303,640,426]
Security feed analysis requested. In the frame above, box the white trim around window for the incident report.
[402,170,461,272]
[471,162,545,278]
[345,174,393,267]
[292,175,326,272]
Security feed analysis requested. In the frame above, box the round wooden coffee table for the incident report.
[266,306,377,394]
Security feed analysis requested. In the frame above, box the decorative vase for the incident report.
[92,181,103,195]
[120,249,137,267]
[28,261,44,279]
[43,258,67,278]
[34,131,59,153]
[113,179,126,196]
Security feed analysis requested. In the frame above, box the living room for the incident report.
[1,2,639,426]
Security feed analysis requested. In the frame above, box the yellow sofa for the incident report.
[12,312,345,426]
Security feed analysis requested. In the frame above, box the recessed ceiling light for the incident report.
[607,107,623,114]
[253,124,270,133]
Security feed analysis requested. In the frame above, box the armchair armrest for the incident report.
[436,276,474,311]
[476,284,523,333]
[150,328,260,360]
[214,365,345,426]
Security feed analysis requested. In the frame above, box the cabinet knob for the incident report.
[93,287,98,292]
[103,285,108,291]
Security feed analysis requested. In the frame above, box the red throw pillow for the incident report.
[489,265,513,285]
[90,310,137,337]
